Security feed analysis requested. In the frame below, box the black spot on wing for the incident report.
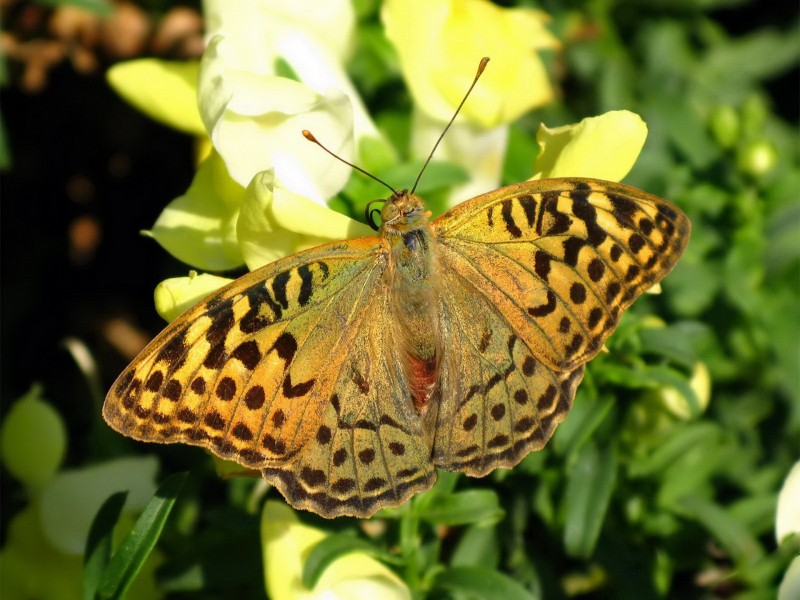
[271,271,291,310]
[528,290,557,317]
[206,299,235,346]
[297,264,314,306]
[501,199,522,238]
[571,192,607,248]
[518,194,537,228]
[241,285,282,333]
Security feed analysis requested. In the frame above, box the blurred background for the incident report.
[1,1,798,599]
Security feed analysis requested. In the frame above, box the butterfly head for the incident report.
[378,190,429,233]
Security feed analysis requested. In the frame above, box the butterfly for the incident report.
[103,174,690,518]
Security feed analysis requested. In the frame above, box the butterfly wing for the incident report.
[431,178,690,474]
[103,237,436,518]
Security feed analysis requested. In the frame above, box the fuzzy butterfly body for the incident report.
[103,177,690,518]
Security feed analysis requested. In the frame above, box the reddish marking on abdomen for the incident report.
[408,355,438,413]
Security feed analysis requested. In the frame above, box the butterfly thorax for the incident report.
[380,191,441,414]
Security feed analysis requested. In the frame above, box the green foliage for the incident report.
[3,1,796,598]
[90,473,186,599]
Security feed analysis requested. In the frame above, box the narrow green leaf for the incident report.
[629,423,721,477]
[450,524,500,568]
[563,443,618,558]
[638,327,697,368]
[84,491,128,600]
[677,495,763,565]
[432,566,538,600]
[301,534,394,589]
[551,394,614,457]
[416,489,504,526]
[97,472,187,599]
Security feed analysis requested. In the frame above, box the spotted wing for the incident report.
[430,178,690,473]
[103,238,436,518]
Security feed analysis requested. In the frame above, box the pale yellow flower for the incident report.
[198,35,355,203]
[154,271,234,322]
[383,0,558,128]
[238,170,373,271]
[146,150,244,272]
[262,501,411,600]
[776,461,800,544]
[107,59,205,135]
[532,111,648,182]
[657,362,712,419]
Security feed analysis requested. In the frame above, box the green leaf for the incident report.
[97,472,187,600]
[551,394,614,457]
[416,490,504,526]
[301,534,393,589]
[629,422,722,477]
[699,29,800,87]
[84,491,128,600]
[563,442,617,558]
[677,495,763,565]
[450,524,500,569]
[638,326,697,368]
[432,566,539,600]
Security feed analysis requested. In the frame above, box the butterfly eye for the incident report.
[381,203,400,224]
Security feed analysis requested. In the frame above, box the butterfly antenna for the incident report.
[302,130,398,196]
[410,56,490,194]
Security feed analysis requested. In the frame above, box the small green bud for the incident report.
[0,384,67,490]
[740,95,769,138]
[737,140,778,177]
[708,105,740,149]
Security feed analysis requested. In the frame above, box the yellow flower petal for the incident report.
[238,170,373,271]
[383,0,558,128]
[107,59,204,135]
[532,111,648,182]
[147,151,244,272]
[154,272,233,322]
[261,501,411,600]
[776,461,800,544]
[199,37,355,202]
[658,362,712,420]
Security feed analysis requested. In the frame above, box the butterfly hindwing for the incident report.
[433,263,585,475]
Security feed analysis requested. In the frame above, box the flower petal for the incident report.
[383,0,558,128]
[199,36,355,201]
[107,59,205,135]
[532,111,648,182]
[154,272,233,322]
[238,170,373,271]
[147,151,244,271]
[777,460,800,544]
[39,457,159,555]
[261,501,410,600]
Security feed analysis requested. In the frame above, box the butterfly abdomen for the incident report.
[382,192,442,414]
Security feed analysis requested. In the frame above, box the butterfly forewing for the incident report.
[433,178,691,372]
